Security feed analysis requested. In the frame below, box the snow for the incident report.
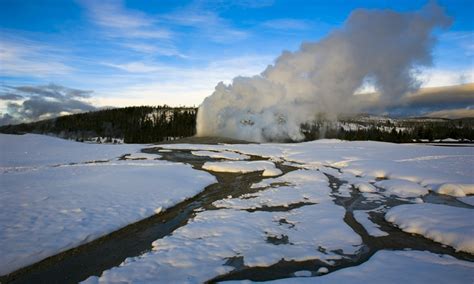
[214,169,331,210]
[3,135,473,281]
[0,134,142,168]
[162,139,474,191]
[386,204,474,253]
[353,210,389,237]
[84,168,362,283]
[354,183,377,193]
[191,150,250,160]
[0,134,216,275]
[267,250,474,283]
[374,179,429,198]
[85,203,362,283]
[434,183,474,197]
[202,160,282,176]
[317,267,329,274]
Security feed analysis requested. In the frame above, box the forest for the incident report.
[1,107,473,143]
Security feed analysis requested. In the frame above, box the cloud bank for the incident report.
[0,84,96,125]
[196,3,452,142]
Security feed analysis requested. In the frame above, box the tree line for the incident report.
[0,106,197,143]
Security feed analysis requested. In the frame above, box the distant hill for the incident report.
[0,106,197,143]
[1,107,473,143]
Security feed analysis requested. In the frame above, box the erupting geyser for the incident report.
[196,2,451,142]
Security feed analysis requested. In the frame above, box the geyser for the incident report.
[197,2,451,142]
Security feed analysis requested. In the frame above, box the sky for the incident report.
[0,0,473,124]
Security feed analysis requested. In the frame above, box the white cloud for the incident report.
[102,62,165,73]
[162,8,248,43]
[0,36,73,77]
[262,18,312,30]
[79,0,171,39]
[94,54,273,107]
[419,68,474,87]
[120,42,188,57]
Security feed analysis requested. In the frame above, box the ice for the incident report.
[386,204,474,253]
[294,270,312,277]
[0,134,216,275]
[459,196,474,206]
[202,160,282,176]
[191,150,250,160]
[353,210,389,237]
[267,250,474,283]
[374,179,429,198]
[121,152,161,160]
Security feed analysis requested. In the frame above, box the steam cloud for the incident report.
[196,3,451,142]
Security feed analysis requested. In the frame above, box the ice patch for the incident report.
[353,211,389,237]
[202,160,282,176]
[458,196,474,206]
[191,150,250,160]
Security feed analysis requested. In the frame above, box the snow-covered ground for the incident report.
[84,139,472,283]
[386,204,474,253]
[267,250,474,284]
[2,134,473,282]
[0,134,216,275]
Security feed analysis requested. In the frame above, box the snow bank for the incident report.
[354,183,377,193]
[375,179,429,198]
[386,204,474,253]
[434,183,474,197]
[191,150,250,160]
[0,134,216,275]
[202,160,282,176]
[268,250,474,283]
[0,134,142,168]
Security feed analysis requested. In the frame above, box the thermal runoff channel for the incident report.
[196,3,451,142]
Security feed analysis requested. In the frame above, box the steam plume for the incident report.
[196,3,451,142]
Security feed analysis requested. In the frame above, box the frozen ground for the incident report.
[386,204,474,253]
[1,134,473,283]
[267,250,474,284]
[85,139,473,283]
[0,134,216,275]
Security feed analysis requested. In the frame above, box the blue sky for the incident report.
[0,0,473,112]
